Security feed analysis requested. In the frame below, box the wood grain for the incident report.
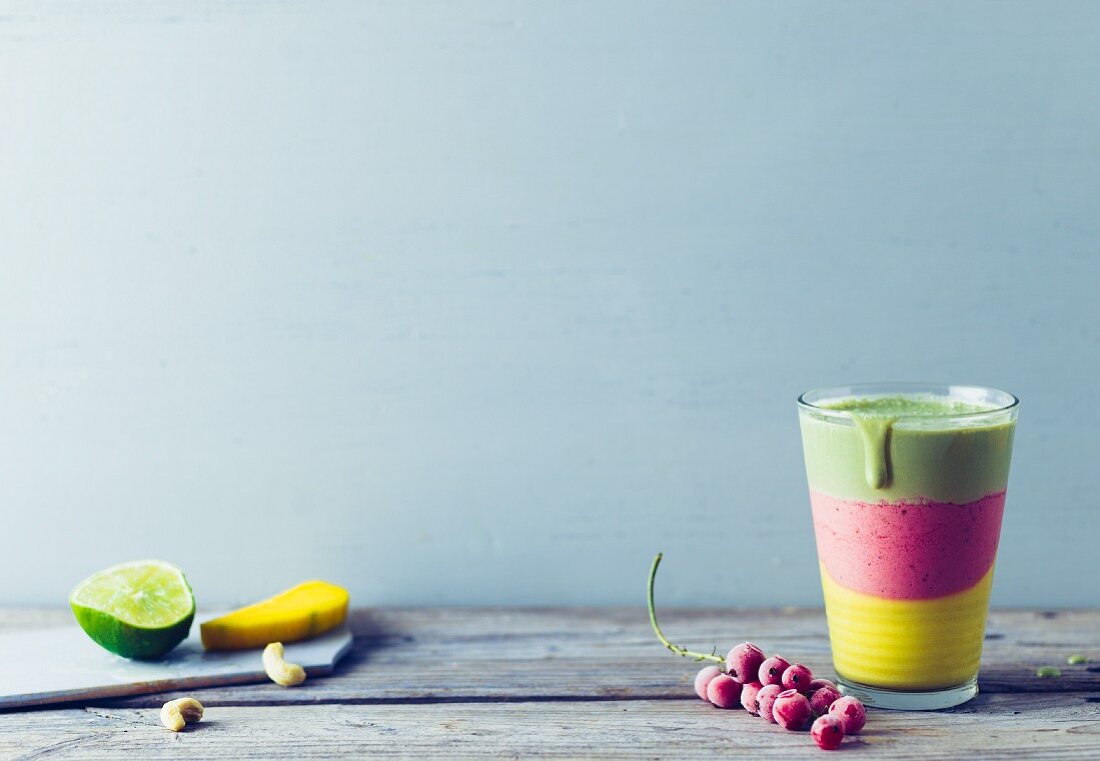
[2,694,1099,760]
[94,607,1100,706]
[0,607,1097,759]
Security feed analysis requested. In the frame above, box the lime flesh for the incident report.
[70,560,195,660]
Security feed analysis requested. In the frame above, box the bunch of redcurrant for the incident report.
[648,553,867,751]
[694,644,866,750]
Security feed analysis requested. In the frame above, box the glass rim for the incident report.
[797,382,1019,423]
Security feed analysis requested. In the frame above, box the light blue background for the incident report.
[1,1,1097,607]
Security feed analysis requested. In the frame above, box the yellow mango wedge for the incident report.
[200,580,349,651]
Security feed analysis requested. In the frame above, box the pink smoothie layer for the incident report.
[810,490,1005,600]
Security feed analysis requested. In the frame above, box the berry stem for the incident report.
[647,553,725,664]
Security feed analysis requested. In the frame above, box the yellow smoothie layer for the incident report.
[820,564,994,690]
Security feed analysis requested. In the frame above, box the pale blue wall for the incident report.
[1,1,1097,607]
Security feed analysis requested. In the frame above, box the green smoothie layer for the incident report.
[799,395,1015,503]
[822,396,995,417]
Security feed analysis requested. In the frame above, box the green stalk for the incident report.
[647,553,725,664]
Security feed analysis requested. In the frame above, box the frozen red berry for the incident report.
[740,681,764,714]
[811,714,845,750]
[724,642,766,684]
[809,685,841,715]
[808,677,838,693]
[781,663,813,692]
[755,683,783,723]
[772,689,813,731]
[758,655,791,686]
[706,673,742,709]
[693,665,723,700]
[829,696,866,734]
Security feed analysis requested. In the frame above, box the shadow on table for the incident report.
[333,608,411,675]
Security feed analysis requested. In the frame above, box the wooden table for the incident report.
[0,608,1096,759]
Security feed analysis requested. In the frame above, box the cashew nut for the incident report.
[160,697,204,732]
[262,641,307,686]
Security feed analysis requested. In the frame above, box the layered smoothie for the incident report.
[798,385,1017,709]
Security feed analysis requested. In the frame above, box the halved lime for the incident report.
[70,560,195,660]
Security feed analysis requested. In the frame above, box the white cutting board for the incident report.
[0,613,353,708]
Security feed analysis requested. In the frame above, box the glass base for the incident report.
[837,675,978,710]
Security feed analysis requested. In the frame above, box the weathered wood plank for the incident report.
[0,608,1096,759]
[1,694,1098,760]
[3,608,1097,709]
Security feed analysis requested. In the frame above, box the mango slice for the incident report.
[200,580,349,651]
